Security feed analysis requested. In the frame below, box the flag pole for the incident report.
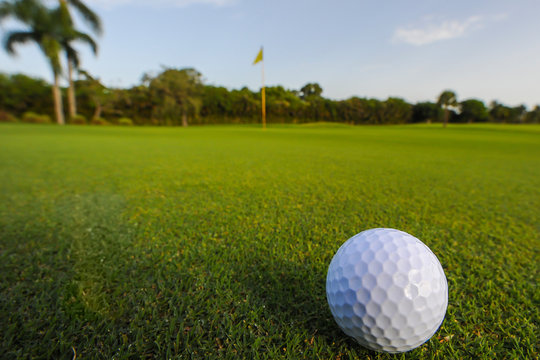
[261,48,266,129]
[253,46,266,129]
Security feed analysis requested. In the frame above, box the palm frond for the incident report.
[0,2,15,22]
[71,30,97,54]
[3,0,47,25]
[66,0,103,35]
[64,42,80,68]
[77,68,93,80]
[3,30,39,54]
[55,0,74,31]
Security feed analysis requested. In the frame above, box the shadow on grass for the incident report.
[231,251,374,358]
[239,258,336,334]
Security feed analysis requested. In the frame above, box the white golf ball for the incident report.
[326,228,448,353]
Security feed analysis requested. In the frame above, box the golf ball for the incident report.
[326,228,448,353]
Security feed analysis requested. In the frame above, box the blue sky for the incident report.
[1,0,539,107]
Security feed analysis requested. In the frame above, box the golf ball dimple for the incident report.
[326,228,448,353]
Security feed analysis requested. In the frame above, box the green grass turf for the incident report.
[0,123,538,359]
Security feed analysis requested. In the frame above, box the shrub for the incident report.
[90,117,109,125]
[117,117,133,126]
[69,114,87,125]
[0,111,18,123]
[22,112,52,124]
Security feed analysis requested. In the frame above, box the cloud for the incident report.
[86,0,237,10]
[394,16,485,46]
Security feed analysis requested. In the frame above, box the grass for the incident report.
[0,123,538,359]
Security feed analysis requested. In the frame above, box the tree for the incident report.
[489,101,511,123]
[147,68,204,126]
[265,86,308,122]
[299,83,323,99]
[525,105,540,124]
[437,90,457,127]
[76,69,107,120]
[490,102,526,124]
[56,0,101,120]
[459,99,488,123]
[412,102,442,123]
[509,105,527,124]
[364,98,385,124]
[1,0,65,124]
[337,97,364,124]
[200,85,233,122]
[0,73,53,116]
[382,97,412,124]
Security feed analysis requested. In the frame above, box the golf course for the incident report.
[0,123,538,359]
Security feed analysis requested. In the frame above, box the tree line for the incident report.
[1,0,538,126]
[1,69,539,126]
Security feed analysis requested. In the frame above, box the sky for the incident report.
[1,0,539,108]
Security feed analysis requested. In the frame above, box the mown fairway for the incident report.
[0,124,538,359]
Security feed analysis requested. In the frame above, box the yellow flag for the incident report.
[253,47,263,65]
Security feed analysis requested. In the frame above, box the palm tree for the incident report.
[78,69,106,120]
[437,90,457,128]
[1,0,65,124]
[56,0,102,120]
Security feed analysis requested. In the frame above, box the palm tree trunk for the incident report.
[67,59,77,119]
[443,108,448,127]
[53,72,65,125]
[93,99,102,119]
[182,111,188,127]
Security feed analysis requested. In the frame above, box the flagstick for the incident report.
[261,57,266,130]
